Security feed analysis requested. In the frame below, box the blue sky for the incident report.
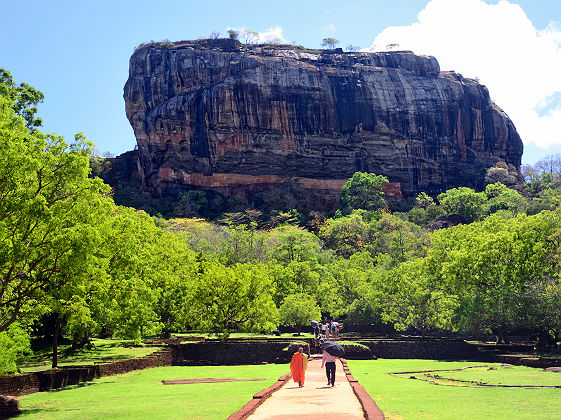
[1,0,559,164]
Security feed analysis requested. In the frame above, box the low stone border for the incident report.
[496,354,561,369]
[0,348,175,396]
[341,359,385,419]
[227,373,292,420]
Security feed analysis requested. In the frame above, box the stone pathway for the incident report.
[247,356,368,419]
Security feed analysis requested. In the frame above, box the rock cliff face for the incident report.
[123,39,523,204]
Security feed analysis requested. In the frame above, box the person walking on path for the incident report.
[321,349,339,387]
[290,347,308,387]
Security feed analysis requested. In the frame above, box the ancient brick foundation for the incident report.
[1,338,557,399]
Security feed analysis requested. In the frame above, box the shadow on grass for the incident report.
[47,380,116,393]
[22,338,151,371]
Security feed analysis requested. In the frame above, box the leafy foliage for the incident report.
[187,261,278,340]
[321,38,340,49]
[0,323,32,374]
[0,68,44,129]
[2,68,561,372]
[279,293,321,334]
[340,172,388,213]
[0,97,113,333]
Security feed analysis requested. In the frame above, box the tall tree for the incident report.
[279,293,321,334]
[0,96,113,333]
[187,261,278,340]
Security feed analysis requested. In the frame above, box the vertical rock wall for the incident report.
[124,39,523,202]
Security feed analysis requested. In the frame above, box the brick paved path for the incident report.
[248,357,367,419]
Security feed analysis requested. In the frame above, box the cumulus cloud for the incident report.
[368,0,561,150]
[324,23,336,32]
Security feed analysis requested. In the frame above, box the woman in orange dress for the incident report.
[289,347,308,387]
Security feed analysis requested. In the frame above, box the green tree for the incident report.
[0,323,32,374]
[374,258,458,335]
[415,192,435,209]
[187,261,278,340]
[368,213,429,269]
[485,162,518,186]
[173,190,208,217]
[0,68,44,129]
[279,293,321,334]
[0,98,113,334]
[268,225,323,264]
[321,38,340,49]
[321,252,373,318]
[227,29,239,40]
[407,192,445,225]
[484,182,527,216]
[319,211,371,257]
[437,187,486,223]
[430,211,560,343]
[268,260,321,306]
[341,172,388,213]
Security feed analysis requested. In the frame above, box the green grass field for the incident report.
[18,364,289,419]
[21,338,159,373]
[174,332,316,339]
[347,359,561,420]
[21,333,315,373]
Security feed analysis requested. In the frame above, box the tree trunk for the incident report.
[52,315,61,369]
[71,331,91,351]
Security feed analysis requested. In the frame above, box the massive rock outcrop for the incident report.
[123,39,523,207]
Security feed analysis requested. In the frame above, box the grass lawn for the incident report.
[18,363,289,419]
[21,338,159,373]
[347,359,561,420]
[174,332,316,339]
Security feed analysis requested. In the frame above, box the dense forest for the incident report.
[1,68,560,375]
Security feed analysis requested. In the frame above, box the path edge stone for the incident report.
[227,373,292,420]
[341,359,385,419]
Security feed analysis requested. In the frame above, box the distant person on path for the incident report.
[321,322,327,339]
[321,349,338,387]
[290,347,308,388]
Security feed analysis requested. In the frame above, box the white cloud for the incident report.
[324,23,336,32]
[229,26,287,44]
[368,0,561,150]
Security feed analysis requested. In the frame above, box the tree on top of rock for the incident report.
[321,38,340,49]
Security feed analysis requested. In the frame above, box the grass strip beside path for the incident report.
[19,364,289,419]
[347,359,561,420]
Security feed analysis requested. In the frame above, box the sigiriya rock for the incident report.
[121,38,523,208]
